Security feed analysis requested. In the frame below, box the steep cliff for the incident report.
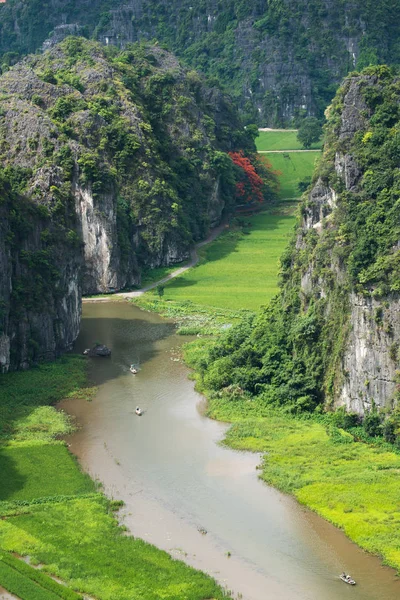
[0,37,258,370]
[1,0,400,125]
[0,168,81,373]
[196,66,400,419]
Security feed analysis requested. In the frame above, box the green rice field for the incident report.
[0,358,226,600]
[156,208,296,311]
[256,129,322,151]
[261,151,320,199]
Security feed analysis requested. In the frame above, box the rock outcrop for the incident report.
[0,37,255,370]
[200,67,399,418]
[298,68,400,414]
[1,1,400,124]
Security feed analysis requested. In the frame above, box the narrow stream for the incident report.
[60,302,400,600]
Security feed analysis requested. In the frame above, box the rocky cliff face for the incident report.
[198,66,399,418]
[0,174,82,373]
[0,37,255,369]
[298,68,400,414]
[1,1,400,124]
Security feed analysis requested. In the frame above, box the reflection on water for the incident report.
[60,302,400,600]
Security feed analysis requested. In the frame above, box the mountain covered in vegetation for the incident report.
[194,65,400,423]
[1,1,400,124]
[0,37,263,371]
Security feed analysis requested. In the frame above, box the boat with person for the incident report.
[130,364,138,374]
[340,573,356,585]
[135,407,143,416]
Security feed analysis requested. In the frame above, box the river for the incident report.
[59,301,400,600]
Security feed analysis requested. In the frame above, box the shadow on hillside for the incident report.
[167,211,295,287]
[72,313,177,389]
[0,313,177,449]
[0,449,25,503]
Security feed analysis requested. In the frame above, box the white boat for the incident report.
[135,407,142,416]
[130,365,138,374]
[340,574,356,585]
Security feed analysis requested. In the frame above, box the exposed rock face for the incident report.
[299,71,400,414]
[1,1,400,124]
[0,181,82,373]
[0,38,251,370]
[338,294,400,413]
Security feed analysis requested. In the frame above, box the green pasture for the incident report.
[152,209,296,311]
[0,551,82,600]
[0,356,95,442]
[0,497,226,600]
[256,129,322,151]
[0,444,94,502]
[223,408,400,572]
[0,357,226,600]
[261,152,320,199]
[182,340,400,575]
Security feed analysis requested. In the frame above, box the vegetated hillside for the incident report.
[195,65,400,422]
[0,37,261,372]
[1,1,400,125]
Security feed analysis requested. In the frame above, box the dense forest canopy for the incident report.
[1,0,400,124]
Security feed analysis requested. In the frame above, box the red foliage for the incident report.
[229,151,264,204]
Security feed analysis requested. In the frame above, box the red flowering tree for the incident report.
[228,151,265,205]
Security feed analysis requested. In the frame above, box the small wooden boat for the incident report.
[135,407,142,416]
[340,574,356,585]
[130,365,138,374]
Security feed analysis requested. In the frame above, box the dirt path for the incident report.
[258,127,297,132]
[258,149,321,153]
[0,588,18,600]
[83,221,228,303]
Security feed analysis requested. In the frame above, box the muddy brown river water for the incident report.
[60,301,400,600]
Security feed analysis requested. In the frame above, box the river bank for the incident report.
[0,355,227,600]
[182,335,400,579]
[60,301,400,600]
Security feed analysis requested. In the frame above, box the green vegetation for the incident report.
[0,551,82,600]
[188,384,400,571]
[0,444,94,502]
[139,264,183,288]
[166,66,400,574]
[144,209,296,311]
[0,497,226,600]
[187,65,400,413]
[1,1,400,124]
[0,357,227,599]
[256,130,322,151]
[296,117,323,149]
[133,296,246,336]
[260,152,320,199]
[0,37,272,369]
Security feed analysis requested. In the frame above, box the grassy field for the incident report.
[256,130,322,151]
[260,152,320,199]
[183,339,400,574]
[0,358,226,600]
[149,208,296,311]
[0,551,82,600]
[222,407,400,573]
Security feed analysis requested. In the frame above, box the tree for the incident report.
[156,285,165,298]
[297,117,322,149]
[228,151,264,204]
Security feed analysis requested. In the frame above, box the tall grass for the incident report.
[198,385,400,573]
[0,497,227,600]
